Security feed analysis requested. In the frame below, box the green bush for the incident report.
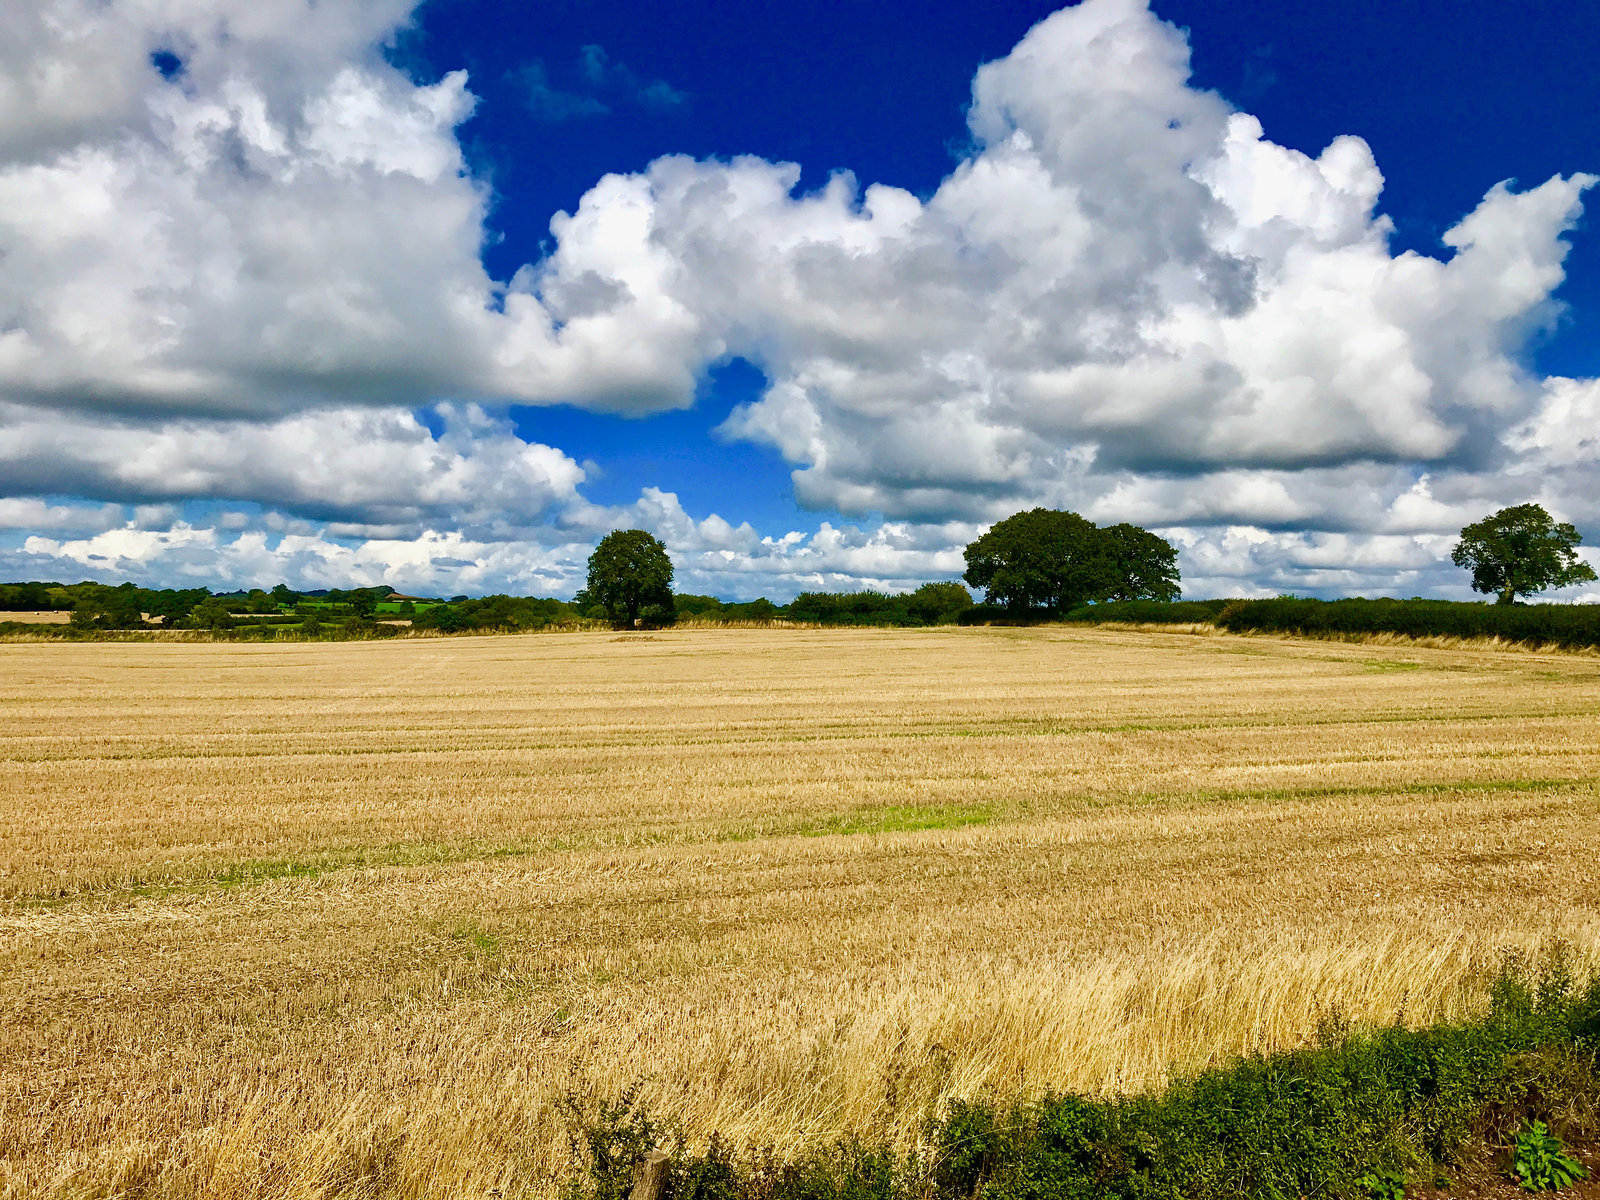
[674,595,783,622]
[787,587,971,627]
[562,956,1600,1200]
[410,594,580,633]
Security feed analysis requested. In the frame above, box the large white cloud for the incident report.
[2,0,1599,598]
[0,402,584,536]
[591,6,1593,516]
[0,0,718,419]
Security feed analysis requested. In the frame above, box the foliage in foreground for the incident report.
[565,955,1600,1200]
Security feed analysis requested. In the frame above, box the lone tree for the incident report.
[962,508,1180,614]
[585,529,676,628]
[1451,503,1597,604]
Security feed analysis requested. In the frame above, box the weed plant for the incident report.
[1510,1120,1588,1191]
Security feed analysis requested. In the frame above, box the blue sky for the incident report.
[2,0,1599,600]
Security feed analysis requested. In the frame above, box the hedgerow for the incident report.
[1214,597,1600,648]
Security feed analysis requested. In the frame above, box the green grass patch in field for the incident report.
[783,802,997,839]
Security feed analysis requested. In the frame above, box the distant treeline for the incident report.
[9,579,1599,646]
[423,582,977,630]
[0,580,421,632]
[0,578,983,637]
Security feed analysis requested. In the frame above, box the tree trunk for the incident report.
[1498,583,1516,605]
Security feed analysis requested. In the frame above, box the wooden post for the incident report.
[630,1151,670,1200]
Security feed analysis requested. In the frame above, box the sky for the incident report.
[3,0,1600,601]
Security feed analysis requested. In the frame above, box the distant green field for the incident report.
[287,600,439,614]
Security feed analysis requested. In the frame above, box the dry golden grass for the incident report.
[3,626,1599,1199]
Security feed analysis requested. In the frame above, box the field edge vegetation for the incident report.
[564,952,1600,1200]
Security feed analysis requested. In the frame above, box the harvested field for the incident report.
[0,611,70,624]
[2,626,1599,1199]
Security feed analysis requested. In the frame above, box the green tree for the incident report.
[963,510,1182,614]
[963,509,1114,614]
[907,581,974,625]
[421,604,463,632]
[0,582,54,610]
[1097,523,1181,602]
[184,598,235,630]
[586,530,676,628]
[68,586,145,629]
[1451,504,1597,604]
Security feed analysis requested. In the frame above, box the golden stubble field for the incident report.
[3,626,1599,1199]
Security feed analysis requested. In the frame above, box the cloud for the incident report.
[560,14,1588,518]
[519,62,610,121]
[518,45,685,123]
[0,3,708,420]
[0,498,126,534]
[577,45,687,110]
[0,402,586,537]
[2,0,1599,599]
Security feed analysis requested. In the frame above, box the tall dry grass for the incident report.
[2,627,1598,1198]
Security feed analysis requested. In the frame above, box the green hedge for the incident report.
[567,956,1600,1200]
[1061,599,1235,625]
[1216,597,1600,648]
[963,596,1600,647]
[958,600,1230,626]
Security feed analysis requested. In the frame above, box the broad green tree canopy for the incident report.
[1451,504,1596,604]
[1096,522,1182,603]
[585,529,676,628]
[962,509,1179,613]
